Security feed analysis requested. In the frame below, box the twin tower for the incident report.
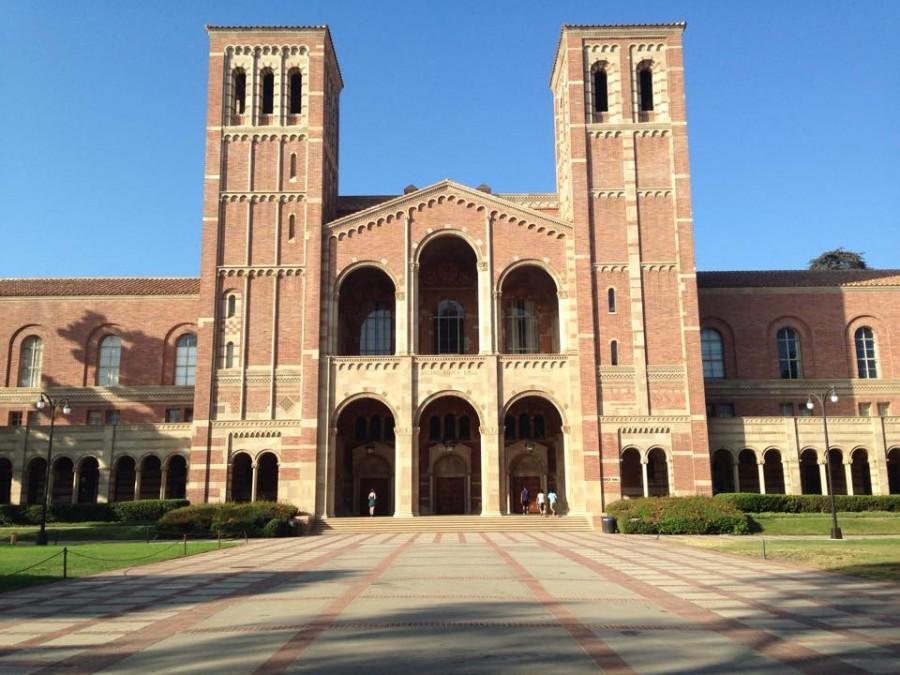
[188,23,711,519]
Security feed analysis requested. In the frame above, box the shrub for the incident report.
[0,504,26,525]
[156,504,220,536]
[110,499,189,524]
[606,497,750,535]
[262,517,295,538]
[156,501,299,538]
[715,493,900,513]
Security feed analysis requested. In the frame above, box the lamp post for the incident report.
[34,392,70,546]
[806,386,842,540]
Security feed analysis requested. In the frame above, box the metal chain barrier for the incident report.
[66,541,182,563]
[5,550,63,577]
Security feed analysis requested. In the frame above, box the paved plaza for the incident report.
[1,533,899,674]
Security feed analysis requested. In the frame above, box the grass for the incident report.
[0,522,160,543]
[748,511,900,536]
[681,537,900,582]
[0,541,234,593]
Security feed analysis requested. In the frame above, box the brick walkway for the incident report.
[1,533,898,673]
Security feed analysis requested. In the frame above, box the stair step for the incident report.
[312,515,593,534]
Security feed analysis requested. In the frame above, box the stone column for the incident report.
[395,290,408,355]
[819,462,829,496]
[72,467,80,505]
[480,427,501,516]
[133,467,142,501]
[251,462,259,502]
[845,462,855,496]
[394,429,414,517]
[757,462,767,495]
[325,427,338,517]
[732,461,741,493]
[160,466,169,500]
[97,464,110,504]
[641,460,649,497]
[409,261,419,354]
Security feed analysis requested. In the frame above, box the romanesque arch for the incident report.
[139,454,162,500]
[646,447,670,496]
[0,457,12,504]
[256,452,279,502]
[850,448,873,496]
[24,457,47,505]
[620,447,643,498]
[498,262,560,354]
[165,455,188,499]
[334,397,395,516]
[888,448,900,495]
[800,448,822,495]
[112,456,136,502]
[762,449,786,494]
[230,452,253,502]
[828,448,847,495]
[51,457,75,505]
[711,449,735,494]
[337,265,396,356]
[76,456,100,504]
[737,449,760,493]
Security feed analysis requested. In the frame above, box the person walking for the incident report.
[536,489,546,516]
[547,488,558,517]
[367,488,377,516]
[520,486,530,515]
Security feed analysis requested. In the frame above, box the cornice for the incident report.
[220,192,305,203]
[217,266,304,278]
[704,378,900,396]
[222,130,308,141]
[0,386,194,405]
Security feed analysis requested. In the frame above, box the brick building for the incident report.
[1,23,898,518]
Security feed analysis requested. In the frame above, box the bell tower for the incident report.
[188,26,342,506]
[551,23,711,506]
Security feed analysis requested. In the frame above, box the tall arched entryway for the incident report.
[334,398,395,516]
[230,453,253,502]
[165,455,188,499]
[763,449,786,494]
[800,448,821,494]
[711,449,735,494]
[828,449,847,495]
[0,457,12,504]
[889,448,900,494]
[256,452,279,501]
[418,235,479,354]
[76,457,100,504]
[620,448,643,498]
[737,449,760,493]
[25,457,47,505]
[51,457,74,505]
[646,447,670,496]
[418,395,480,514]
[503,395,565,513]
[337,267,395,356]
[499,265,559,354]
[850,449,872,495]
[139,455,162,500]
[112,456,136,502]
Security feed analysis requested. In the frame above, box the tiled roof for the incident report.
[0,278,201,297]
[697,270,900,289]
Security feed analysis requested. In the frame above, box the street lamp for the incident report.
[806,386,842,540]
[34,392,71,546]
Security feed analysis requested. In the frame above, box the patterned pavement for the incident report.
[1,532,899,673]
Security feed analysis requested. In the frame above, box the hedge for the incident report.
[0,499,188,526]
[157,501,299,538]
[714,493,900,514]
[606,497,751,535]
[110,499,189,524]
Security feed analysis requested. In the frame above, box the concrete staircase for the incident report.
[313,514,593,534]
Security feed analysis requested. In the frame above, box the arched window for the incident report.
[607,288,616,313]
[360,303,393,356]
[434,300,464,354]
[354,416,367,441]
[518,413,531,440]
[593,66,609,113]
[97,336,122,386]
[225,341,235,369]
[18,335,43,387]
[855,327,878,378]
[429,415,441,442]
[289,153,297,180]
[226,294,236,318]
[443,414,457,441]
[701,328,725,379]
[261,69,274,115]
[369,415,382,441]
[610,339,619,366]
[459,415,471,441]
[233,69,246,114]
[506,299,538,354]
[289,70,302,114]
[534,415,545,440]
[776,327,801,379]
[174,334,197,386]
[638,64,654,112]
[504,415,515,440]
[288,214,296,240]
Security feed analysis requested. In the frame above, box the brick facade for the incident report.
[1,23,898,513]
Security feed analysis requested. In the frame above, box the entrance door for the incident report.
[435,477,465,514]
[511,476,541,513]
[358,477,390,516]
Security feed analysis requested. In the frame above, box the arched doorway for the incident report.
[850,449,872,495]
[334,398,395,516]
[77,457,100,504]
[139,455,162,500]
[25,457,47,505]
[737,449,760,493]
[620,447,643,498]
[230,453,252,502]
[337,267,395,355]
[418,395,480,514]
[418,235,479,354]
[646,448,670,496]
[113,456,136,502]
[165,455,188,499]
[828,449,847,495]
[503,395,565,513]
[51,457,74,505]
[800,449,821,494]
[500,265,559,354]
[889,448,900,495]
[711,449,735,494]
[256,452,279,502]
[0,458,11,504]
[763,449,786,494]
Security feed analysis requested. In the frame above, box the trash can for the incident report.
[601,515,618,534]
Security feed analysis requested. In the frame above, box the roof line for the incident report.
[206,25,328,31]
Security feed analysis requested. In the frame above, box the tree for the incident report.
[808,248,867,270]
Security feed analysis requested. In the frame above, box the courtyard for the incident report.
[1,533,899,673]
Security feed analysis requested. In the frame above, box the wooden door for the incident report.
[511,476,541,513]
[435,477,465,514]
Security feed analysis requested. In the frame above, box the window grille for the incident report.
[175,334,197,385]
[18,336,43,387]
[360,302,393,355]
[97,336,122,386]
[701,329,725,378]
[776,327,801,379]
[505,299,538,353]
[855,327,878,378]
[434,300,464,354]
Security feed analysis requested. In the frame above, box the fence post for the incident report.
[182,534,187,557]
[218,530,222,550]
[146,525,150,544]
[63,546,68,579]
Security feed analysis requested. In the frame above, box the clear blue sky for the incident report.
[2,1,898,277]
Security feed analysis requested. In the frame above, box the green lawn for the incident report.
[749,511,900,536]
[0,541,232,593]
[0,522,159,543]
[681,537,900,582]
